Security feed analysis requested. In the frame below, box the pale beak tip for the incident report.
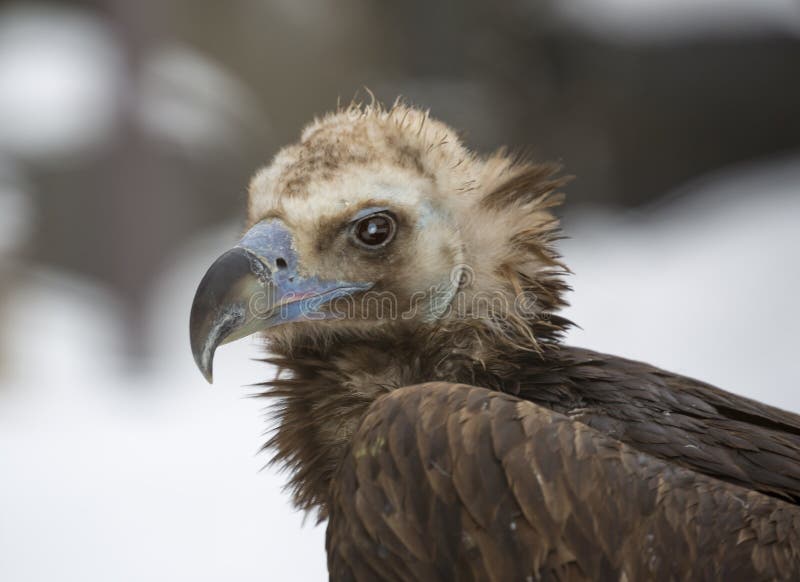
[200,361,214,385]
[191,339,215,384]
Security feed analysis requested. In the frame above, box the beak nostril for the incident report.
[276,257,288,269]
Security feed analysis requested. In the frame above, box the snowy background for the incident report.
[0,1,798,581]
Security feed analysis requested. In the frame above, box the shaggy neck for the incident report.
[262,326,491,516]
[262,311,570,517]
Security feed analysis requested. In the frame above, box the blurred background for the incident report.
[0,1,798,580]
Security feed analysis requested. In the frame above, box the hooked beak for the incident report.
[189,219,372,383]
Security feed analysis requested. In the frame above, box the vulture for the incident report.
[189,102,800,581]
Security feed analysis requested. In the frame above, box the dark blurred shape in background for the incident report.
[0,2,798,580]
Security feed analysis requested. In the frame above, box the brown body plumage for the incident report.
[190,102,800,581]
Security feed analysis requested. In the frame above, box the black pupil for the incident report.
[356,215,393,246]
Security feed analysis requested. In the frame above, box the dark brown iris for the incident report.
[352,212,396,247]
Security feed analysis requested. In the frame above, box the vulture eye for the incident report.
[351,212,397,248]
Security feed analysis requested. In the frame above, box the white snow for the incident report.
[562,155,800,411]
[0,4,122,162]
[0,267,328,581]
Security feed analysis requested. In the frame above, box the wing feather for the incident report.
[327,382,800,581]
[513,346,800,503]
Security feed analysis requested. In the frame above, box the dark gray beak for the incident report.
[189,219,371,383]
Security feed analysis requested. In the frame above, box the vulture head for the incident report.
[190,102,571,513]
